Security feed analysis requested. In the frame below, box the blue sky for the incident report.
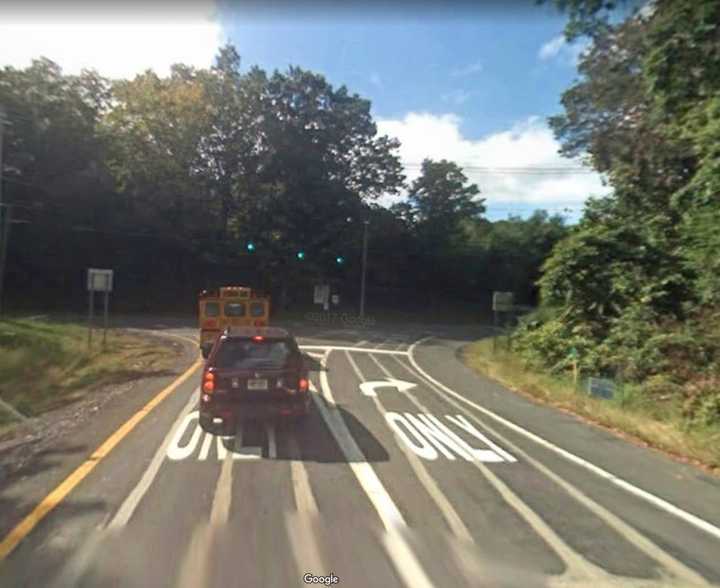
[220,3,578,138]
[217,1,612,222]
[0,0,633,222]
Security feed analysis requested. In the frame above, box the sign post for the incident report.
[492,292,514,352]
[87,268,113,351]
[569,347,579,386]
[88,287,94,350]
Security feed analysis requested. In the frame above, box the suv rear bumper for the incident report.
[199,395,310,429]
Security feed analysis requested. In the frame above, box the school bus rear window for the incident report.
[250,302,266,317]
[224,302,246,317]
[205,302,220,317]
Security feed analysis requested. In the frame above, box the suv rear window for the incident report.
[213,338,293,369]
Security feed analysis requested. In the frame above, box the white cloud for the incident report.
[376,112,609,216]
[450,60,483,78]
[441,89,472,105]
[538,34,590,66]
[0,2,225,79]
[539,35,566,60]
[369,72,383,88]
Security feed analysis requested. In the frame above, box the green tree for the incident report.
[405,159,484,248]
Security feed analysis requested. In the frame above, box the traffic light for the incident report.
[246,241,256,252]
[335,255,345,265]
[296,251,305,260]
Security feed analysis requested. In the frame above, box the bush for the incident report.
[683,377,720,428]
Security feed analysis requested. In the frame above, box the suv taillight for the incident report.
[298,378,309,392]
[203,371,215,393]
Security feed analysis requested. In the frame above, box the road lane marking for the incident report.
[178,434,236,588]
[360,378,416,397]
[406,337,720,544]
[286,435,327,581]
[317,350,335,407]
[354,340,369,347]
[198,429,214,461]
[218,424,261,460]
[288,436,319,517]
[300,345,409,355]
[446,415,517,462]
[163,414,266,462]
[397,351,712,585]
[344,351,474,544]
[210,441,235,527]
[311,351,435,587]
[110,388,198,528]
[0,357,203,560]
[367,353,513,464]
[167,412,203,461]
[386,413,507,463]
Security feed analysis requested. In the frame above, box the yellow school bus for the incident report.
[198,286,271,358]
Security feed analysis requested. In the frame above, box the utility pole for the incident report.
[359,219,369,319]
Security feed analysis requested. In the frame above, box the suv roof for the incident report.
[222,326,291,339]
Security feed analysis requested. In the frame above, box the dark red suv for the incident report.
[199,326,310,434]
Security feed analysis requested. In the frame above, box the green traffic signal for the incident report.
[336,256,344,265]
[247,242,256,252]
[297,251,305,260]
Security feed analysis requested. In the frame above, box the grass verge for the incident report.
[462,338,720,475]
[0,318,181,435]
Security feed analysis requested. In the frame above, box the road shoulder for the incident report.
[0,328,199,544]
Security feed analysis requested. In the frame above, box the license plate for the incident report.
[247,379,268,390]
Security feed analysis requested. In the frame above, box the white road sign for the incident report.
[87,268,113,292]
[493,291,514,312]
[314,284,330,305]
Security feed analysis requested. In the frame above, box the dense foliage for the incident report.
[517,0,720,428]
[0,45,567,314]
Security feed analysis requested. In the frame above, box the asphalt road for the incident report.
[1,321,719,587]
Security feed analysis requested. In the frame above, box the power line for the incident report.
[400,163,596,175]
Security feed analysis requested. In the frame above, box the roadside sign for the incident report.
[87,268,113,350]
[87,268,113,292]
[313,284,330,305]
[492,291,514,312]
[587,377,615,399]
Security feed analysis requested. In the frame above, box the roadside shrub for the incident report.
[683,377,720,428]
[511,314,604,375]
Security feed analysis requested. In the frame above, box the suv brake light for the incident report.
[203,371,215,393]
[298,378,309,392]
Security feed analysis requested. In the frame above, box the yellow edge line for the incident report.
[0,356,203,561]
